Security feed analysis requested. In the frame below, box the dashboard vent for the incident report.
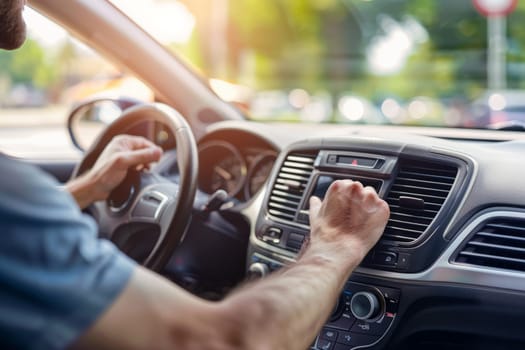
[267,153,316,222]
[455,218,525,272]
[382,160,458,244]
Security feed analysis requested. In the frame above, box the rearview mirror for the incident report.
[67,97,141,151]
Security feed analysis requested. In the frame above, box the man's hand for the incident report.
[307,179,390,269]
[66,135,163,209]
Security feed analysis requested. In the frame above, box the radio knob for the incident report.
[248,262,270,278]
[350,291,382,320]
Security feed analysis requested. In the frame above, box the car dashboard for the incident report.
[193,121,525,350]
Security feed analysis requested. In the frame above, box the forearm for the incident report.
[65,173,101,209]
[221,248,362,350]
[72,249,363,350]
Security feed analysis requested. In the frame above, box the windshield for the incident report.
[110,0,525,128]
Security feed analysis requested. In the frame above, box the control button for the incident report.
[397,253,410,269]
[327,312,355,331]
[262,227,282,244]
[327,154,337,164]
[380,287,400,301]
[247,262,269,278]
[373,251,398,266]
[337,331,356,346]
[289,232,305,242]
[351,316,392,336]
[297,210,310,224]
[320,328,338,342]
[316,338,334,350]
[287,232,305,251]
[350,292,381,320]
[336,332,379,348]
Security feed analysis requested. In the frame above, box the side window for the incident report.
[0,8,153,159]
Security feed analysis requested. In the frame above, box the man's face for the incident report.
[0,0,27,50]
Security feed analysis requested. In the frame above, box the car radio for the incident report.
[248,254,399,350]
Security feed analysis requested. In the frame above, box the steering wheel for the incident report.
[71,103,198,272]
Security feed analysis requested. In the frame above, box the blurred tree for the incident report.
[0,38,56,89]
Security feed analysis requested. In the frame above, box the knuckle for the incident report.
[112,154,126,167]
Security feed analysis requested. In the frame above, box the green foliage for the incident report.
[0,38,57,89]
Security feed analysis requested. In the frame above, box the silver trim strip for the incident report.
[429,146,478,240]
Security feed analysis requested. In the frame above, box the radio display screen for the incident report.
[311,175,382,201]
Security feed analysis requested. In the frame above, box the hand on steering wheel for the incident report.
[67,135,163,209]
[71,103,198,272]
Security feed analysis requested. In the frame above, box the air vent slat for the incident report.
[277,173,311,183]
[269,195,301,205]
[267,153,316,223]
[387,219,429,230]
[268,209,295,220]
[280,166,314,176]
[467,241,525,254]
[389,198,441,218]
[486,223,525,234]
[394,178,453,191]
[382,160,458,245]
[454,217,525,273]
[476,231,525,243]
[458,251,525,265]
[399,171,456,183]
[381,233,418,243]
[389,189,450,201]
[283,161,314,170]
[389,212,433,225]
[271,189,303,201]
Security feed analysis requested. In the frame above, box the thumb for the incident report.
[309,196,322,220]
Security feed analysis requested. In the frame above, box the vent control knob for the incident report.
[350,291,382,320]
[247,262,270,279]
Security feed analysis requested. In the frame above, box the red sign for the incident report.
[473,0,518,17]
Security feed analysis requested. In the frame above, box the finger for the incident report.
[325,179,346,198]
[114,147,163,169]
[309,196,322,219]
[362,185,378,198]
[119,135,160,151]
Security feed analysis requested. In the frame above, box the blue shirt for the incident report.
[0,155,136,350]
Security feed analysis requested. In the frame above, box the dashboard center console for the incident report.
[247,138,470,349]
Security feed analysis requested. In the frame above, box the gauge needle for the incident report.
[214,166,232,180]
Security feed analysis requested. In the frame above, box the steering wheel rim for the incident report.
[72,103,198,272]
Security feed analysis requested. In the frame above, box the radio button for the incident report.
[373,251,398,266]
[335,332,379,348]
[287,232,305,250]
[316,338,334,350]
[320,328,339,341]
[351,316,392,336]
[327,311,356,330]
[397,253,410,269]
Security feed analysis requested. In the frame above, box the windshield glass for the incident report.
[114,0,525,128]
[35,0,525,128]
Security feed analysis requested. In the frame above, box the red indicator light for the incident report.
[352,159,358,166]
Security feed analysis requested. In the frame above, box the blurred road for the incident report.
[0,106,81,159]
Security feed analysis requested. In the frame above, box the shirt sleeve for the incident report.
[0,155,137,350]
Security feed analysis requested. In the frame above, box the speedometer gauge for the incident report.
[210,154,245,195]
[198,141,247,197]
[245,153,277,198]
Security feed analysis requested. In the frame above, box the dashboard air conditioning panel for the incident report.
[267,153,316,223]
[382,160,458,245]
[455,218,525,272]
